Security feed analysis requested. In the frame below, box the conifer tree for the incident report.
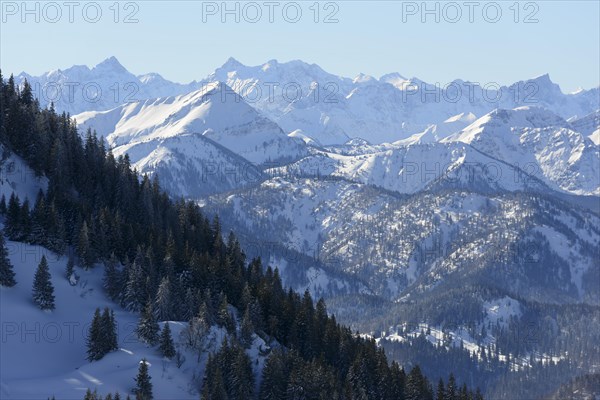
[78,221,93,269]
[159,322,176,359]
[101,307,118,353]
[103,253,122,301]
[0,233,16,287]
[123,254,147,311]
[202,362,228,400]
[259,349,290,400]
[87,307,117,361]
[136,299,159,345]
[64,253,77,286]
[65,254,75,279]
[445,373,457,400]
[5,193,21,239]
[240,306,254,347]
[437,378,446,400]
[0,194,6,214]
[86,308,103,361]
[32,255,55,310]
[154,276,172,321]
[216,295,234,332]
[19,199,31,240]
[134,359,153,400]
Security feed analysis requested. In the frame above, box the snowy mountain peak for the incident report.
[353,73,377,84]
[489,106,568,128]
[380,72,412,89]
[444,112,477,124]
[509,73,564,99]
[138,72,166,84]
[380,72,407,81]
[261,59,281,71]
[222,56,245,69]
[443,107,599,195]
[93,56,128,72]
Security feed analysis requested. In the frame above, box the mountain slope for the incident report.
[444,107,600,195]
[76,82,307,166]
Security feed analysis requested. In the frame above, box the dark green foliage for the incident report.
[135,359,153,400]
[202,340,254,400]
[87,307,118,361]
[103,254,122,301]
[5,193,22,240]
[136,299,159,345]
[159,322,176,358]
[81,389,124,400]
[78,221,94,269]
[216,294,234,332]
[86,308,103,361]
[65,254,75,280]
[32,255,54,310]
[0,194,6,214]
[0,232,16,286]
[259,348,292,400]
[240,306,254,347]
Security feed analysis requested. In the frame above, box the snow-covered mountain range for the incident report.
[17,57,600,145]
[7,57,600,400]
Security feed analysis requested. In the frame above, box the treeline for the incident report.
[1,74,482,399]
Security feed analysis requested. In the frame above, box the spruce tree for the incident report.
[136,299,159,345]
[259,349,290,400]
[123,255,147,311]
[19,199,31,240]
[0,194,6,214]
[103,254,122,301]
[78,221,93,269]
[437,378,446,400]
[86,308,103,361]
[202,363,228,400]
[134,359,153,400]
[87,307,117,361]
[154,276,172,321]
[101,307,118,354]
[0,233,16,287]
[32,255,55,310]
[65,254,75,281]
[445,373,457,400]
[159,322,176,359]
[240,306,254,347]
[216,295,234,332]
[5,193,21,239]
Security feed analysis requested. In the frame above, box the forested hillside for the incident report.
[0,73,483,398]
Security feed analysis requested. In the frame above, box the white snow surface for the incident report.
[75,82,307,166]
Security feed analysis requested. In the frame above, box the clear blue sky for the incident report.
[1,1,598,92]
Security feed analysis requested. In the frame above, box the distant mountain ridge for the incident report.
[15,57,600,145]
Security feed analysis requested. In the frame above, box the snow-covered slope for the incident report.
[76,82,307,166]
[0,146,48,203]
[0,145,270,398]
[208,177,600,303]
[444,107,600,195]
[569,110,600,145]
[112,134,263,198]
[0,242,194,399]
[394,112,477,146]
[273,142,552,196]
